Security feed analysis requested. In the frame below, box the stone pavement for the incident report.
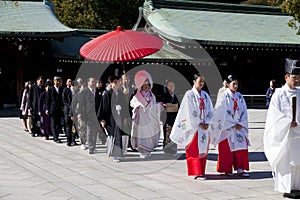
[0,108,284,200]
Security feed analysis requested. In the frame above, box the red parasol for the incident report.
[79,26,163,62]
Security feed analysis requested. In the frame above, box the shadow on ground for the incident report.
[207,152,267,162]
[204,171,272,180]
[118,151,268,163]
[0,108,19,118]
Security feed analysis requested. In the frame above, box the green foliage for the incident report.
[244,0,300,35]
[49,0,100,29]
[280,0,300,34]
[50,0,144,30]
[240,0,278,5]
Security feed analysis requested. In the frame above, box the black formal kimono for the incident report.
[95,88,105,113]
[98,88,128,157]
[95,87,107,144]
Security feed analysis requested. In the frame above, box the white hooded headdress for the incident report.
[134,70,153,90]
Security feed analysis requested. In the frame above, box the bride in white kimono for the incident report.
[264,59,300,198]
[130,70,161,158]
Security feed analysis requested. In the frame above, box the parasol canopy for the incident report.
[79,26,163,62]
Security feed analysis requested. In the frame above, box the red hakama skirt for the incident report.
[185,132,207,176]
[217,139,249,173]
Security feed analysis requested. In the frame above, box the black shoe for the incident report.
[283,191,300,199]
[100,139,106,145]
[31,133,35,137]
[72,141,79,146]
[130,148,138,152]
[67,143,71,147]
[89,149,95,154]
[54,139,62,143]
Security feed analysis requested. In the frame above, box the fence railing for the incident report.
[243,94,266,108]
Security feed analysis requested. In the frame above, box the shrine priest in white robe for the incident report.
[264,58,300,198]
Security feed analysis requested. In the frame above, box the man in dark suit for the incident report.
[70,82,87,150]
[46,76,64,143]
[62,78,75,146]
[28,76,45,137]
[83,77,101,154]
[161,80,179,154]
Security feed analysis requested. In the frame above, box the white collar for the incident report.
[226,88,237,98]
[192,86,202,98]
[283,83,297,94]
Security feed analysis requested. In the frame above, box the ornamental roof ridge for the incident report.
[147,0,285,15]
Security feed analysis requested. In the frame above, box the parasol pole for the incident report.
[122,62,126,75]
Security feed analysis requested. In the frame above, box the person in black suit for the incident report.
[84,77,101,154]
[161,80,180,154]
[70,82,87,150]
[46,76,64,143]
[62,78,75,146]
[119,74,133,153]
[28,76,45,137]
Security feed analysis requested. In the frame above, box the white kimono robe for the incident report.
[130,90,161,153]
[264,84,300,193]
[170,87,213,154]
[211,88,249,151]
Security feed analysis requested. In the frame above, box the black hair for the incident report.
[71,81,78,87]
[225,75,237,84]
[193,73,204,81]
[37,76,43,81]
[270,79,276,85]
[45,80,52,87]
[109,75,119,83]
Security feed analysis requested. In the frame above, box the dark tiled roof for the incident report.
[0,0,76,38]
[49,29,110,60]
[143,0,300,47]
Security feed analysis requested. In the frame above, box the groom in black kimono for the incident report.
[97,75,129,162]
